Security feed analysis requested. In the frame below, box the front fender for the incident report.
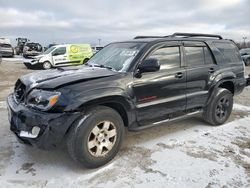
[64,87,134,112]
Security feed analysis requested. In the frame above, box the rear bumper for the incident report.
[7,94,81,150]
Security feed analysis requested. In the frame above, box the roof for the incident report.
[53,44,91,48]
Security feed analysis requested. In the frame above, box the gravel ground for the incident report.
[1,57,250,188]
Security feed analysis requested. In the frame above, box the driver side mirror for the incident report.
[135,58,160,78]
[138,58,160,73]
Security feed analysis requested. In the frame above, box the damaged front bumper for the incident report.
[7,94,81,150]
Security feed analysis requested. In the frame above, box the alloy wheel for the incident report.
[87,121,117,157]
[215,96,230,120]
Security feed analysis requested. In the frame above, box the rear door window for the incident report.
[185,47,204,66]
[204,47,214,64]
[185,46,214,66]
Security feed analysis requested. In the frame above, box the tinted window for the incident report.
[53,47,66,55]
[185,47,204,66]
[185,46,214,66]
[214,42,241,63]
[147,47,180,69]
[204,47,214,64]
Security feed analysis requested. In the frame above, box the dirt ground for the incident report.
[1,57,250,187]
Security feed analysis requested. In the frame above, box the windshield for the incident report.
[43,46,56,55]
[87,42,146,72]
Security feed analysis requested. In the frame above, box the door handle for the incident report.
[209,68,215,73]
[175,72,183,79]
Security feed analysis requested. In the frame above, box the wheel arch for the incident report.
[78,95,133,128]
[218,81,234,95]
[206,77,235,106]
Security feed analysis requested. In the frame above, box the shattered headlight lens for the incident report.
[27,89,60,111]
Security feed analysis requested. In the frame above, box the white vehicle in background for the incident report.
[0,38,14,58]
[23,44,93,69]
[0,38,10,44]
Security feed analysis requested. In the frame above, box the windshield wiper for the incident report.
[90,64,116,71]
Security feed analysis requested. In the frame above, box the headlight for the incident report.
[27,89,60,111]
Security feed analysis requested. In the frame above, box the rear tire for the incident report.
[83,58,89,64]
[67,106,125,168]
[203,88,233,125]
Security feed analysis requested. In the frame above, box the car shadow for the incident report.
[13,116,205,172]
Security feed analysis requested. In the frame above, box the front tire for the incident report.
[42,61,52,70]
[203,88,233,125]
[67,106,125,168]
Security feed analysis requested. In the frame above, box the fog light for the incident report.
[19,126,40,138]
[32,126,40,136]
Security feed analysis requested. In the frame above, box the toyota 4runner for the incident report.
[7,33,247,168]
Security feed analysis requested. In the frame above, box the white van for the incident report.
[23,44,93,69]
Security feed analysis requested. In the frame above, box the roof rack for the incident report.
[171,33,223,39]
[134,33,223,40]
[134,36,164,39]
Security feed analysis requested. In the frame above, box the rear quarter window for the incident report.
[213,42,241,63]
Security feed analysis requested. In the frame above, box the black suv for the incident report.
[7,33,246,168]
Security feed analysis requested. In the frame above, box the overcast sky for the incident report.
[0,0,249,46]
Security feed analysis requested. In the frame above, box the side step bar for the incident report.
[130,110,202,131]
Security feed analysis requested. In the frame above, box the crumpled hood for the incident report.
[20,66,119,90]
[29,54,44,59]
[35,54,44,59]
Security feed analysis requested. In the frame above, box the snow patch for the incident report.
[233,103,250,112]
[0,101,7,109]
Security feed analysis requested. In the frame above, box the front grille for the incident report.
[14,79,26,103]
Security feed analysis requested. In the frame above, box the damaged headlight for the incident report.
[27,89,60,111]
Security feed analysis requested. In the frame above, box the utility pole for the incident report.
[98,39,101,46]
[243,36,247,48]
